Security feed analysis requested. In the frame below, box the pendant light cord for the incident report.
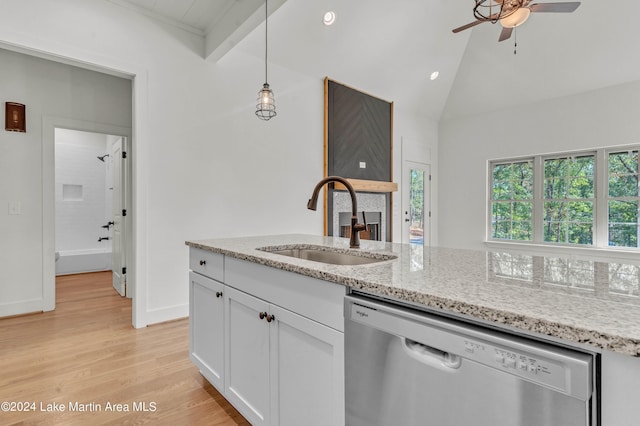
[264,0,268,84]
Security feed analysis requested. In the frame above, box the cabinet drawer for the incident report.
[225,257,346,332]
[190,248,224,281]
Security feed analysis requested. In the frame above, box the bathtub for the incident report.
[55,248,112,275]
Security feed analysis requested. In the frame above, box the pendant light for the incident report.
[255,0,276,120]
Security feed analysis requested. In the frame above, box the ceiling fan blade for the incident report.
[498,27,513,42]
[529,2,581,13]
[452,19,486,33]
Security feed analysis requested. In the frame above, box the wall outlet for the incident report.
[359,161,366,169]
[8,201,21,215]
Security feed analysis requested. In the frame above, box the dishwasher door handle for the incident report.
[404,338,462,370]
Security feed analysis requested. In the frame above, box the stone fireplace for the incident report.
[332,191,387,241]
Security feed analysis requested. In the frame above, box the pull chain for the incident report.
[513,27,517,55]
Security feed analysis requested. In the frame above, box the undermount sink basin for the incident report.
[258,245,397,266]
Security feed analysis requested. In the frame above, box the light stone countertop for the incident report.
[186,234,640,357]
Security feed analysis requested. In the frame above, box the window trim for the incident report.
[487,145,640,254]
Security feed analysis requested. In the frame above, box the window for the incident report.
[543,155,594,244]
[490,161,533,241]
[489,146,640,249]
[608,150,639,247]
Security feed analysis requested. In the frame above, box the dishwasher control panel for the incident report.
[463,338,566,392]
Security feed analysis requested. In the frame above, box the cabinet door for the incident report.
[189,272,225,391]
[225,286,271,426]
[270,305,345,426]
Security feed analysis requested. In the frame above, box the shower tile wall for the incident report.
[55,129,112,253]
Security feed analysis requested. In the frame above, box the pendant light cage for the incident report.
[256,83,276,120]
[255,0,277,121]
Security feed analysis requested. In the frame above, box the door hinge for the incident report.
[122,267,127,275]
[122,209,127,217]
[429,174,432,181]
[122,151,127,159]
[429,211,432,218]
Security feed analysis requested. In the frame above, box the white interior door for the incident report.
[402,161,431,245]
[111,137,126,296]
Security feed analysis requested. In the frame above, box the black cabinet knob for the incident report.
[199,260,206,266]
[216,291,223,298]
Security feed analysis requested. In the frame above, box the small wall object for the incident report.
[5,102,26,132]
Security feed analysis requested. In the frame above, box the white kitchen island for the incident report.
[186,234,640,425]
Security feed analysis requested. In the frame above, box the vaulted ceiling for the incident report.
[110,0,640,121]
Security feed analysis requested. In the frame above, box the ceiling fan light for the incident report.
[500,7,530,28]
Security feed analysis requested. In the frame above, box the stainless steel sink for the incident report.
[258,245,397,266]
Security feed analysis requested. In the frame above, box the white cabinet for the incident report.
[223,286,345,426]
[189,271,225,390]
[224,286,271,425]
[189,249,346,426]
[269,304,344,426]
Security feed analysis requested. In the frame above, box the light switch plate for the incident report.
[359,161,366,169]
[8,201,21,215]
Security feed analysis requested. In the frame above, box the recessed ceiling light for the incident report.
[323,11,336,26]
[430,71,439,81]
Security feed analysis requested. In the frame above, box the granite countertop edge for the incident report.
[186,237,640,357]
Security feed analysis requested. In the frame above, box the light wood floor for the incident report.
[0,272,249,425]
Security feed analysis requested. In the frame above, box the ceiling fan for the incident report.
[452,0,581,42]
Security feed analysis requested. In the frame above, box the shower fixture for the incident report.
[97,154,110,162]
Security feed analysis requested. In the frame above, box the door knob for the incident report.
[405,218,410,222]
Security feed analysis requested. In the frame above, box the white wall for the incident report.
[438,81,640,250]
[55,129,112,254]
[393,109,439,245]
[0,47,131,317]
[0,0,436,326]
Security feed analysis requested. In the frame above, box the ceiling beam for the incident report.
[205,0,287,62]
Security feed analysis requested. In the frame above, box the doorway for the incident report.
[54,129,130,298]
[402,161,431,246]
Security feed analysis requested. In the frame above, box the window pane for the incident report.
[492,220,510,239]
[568,223,593,245]
[491,201,532,241]
[544,222,567,243]
[608,151,639,247]
[490,161,532,242]
[571,155,595,177]
[567,201,593,221]
[609,151,639,175]
[609,174,639,198]
[569,177,594,198]
[543,155,595,246]
[492,202,511,222]
[492,162,533,200]
[609,224,639,247]
[544,201,566,222]
[609,200,638,223]
[512,221,532,240]
[512,162,533,199]
[545,158,567,178]
[544,177,567,199]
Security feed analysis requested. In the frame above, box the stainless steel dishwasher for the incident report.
[345,294,599,426]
